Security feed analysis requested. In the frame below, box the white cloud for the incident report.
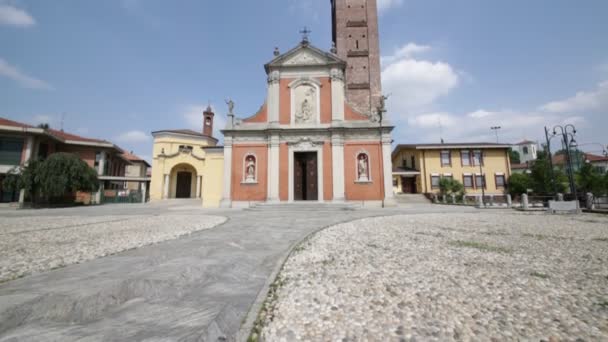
[0,57,53,90]
[378,0,403,12]
[0,4,35,27]
[540,81,608,114]
[381,43,430,65]
[382,57,459,112]
[115,130,151,143]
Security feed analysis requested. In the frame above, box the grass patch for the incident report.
[448,240,511,253]
[530,271,550,279]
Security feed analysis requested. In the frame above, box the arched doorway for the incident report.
[169,163,198,199]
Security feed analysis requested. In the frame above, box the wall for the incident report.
[419,148,511,194]
[201,151,224,207]
[344,141,383,200]
[231,144,268,202]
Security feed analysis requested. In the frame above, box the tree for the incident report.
[509,149,521,164]
[530,150,567,194]
[2,153,99,205]
[37,123,50,130]
[507,173,532,197]
[439,178,465,196]
[576,162,606,195]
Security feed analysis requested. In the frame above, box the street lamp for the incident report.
[545,124,578,203]
[491,126,501,143]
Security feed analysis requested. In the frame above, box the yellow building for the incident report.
[391,143,512,195]
[149,106,224,207]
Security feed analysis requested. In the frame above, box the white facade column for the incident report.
[220,136,233,207]
[18,136,35,207]
[331,133,345,202]
[267,134,280,202]
[93,151,106,204]
[162,174,170,199]
[381,132,395,205]
[196,176,202,198]
[267,71,280,124]
[330,68,345,122]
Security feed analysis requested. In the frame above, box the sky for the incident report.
[1,0,608,163]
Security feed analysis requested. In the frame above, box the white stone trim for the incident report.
[331,135,345,202]
[288,143,324,203]
[242,152,258,184]
[289,78,322,126]
[354,149,372,182]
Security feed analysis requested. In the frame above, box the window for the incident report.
[443,174,453,181]
[38,143,49,160]
[411,156,416,169]
[431,175,440,189]
[402,159,407,168]
[495,174,506,188]
[244,154,257,183]
[461,150,471,166]
[393,178,398,187]
[463,175,474,188]
[475,174,486,189]
[522,146,529,155]
[0,137,24,165]
[179,145,193,152]
[356,152,370,181]
[472,150,483,166]
[440,150,451,166]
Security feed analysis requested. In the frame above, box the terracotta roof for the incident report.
[552,153,608,165]
[121,150,151,167]
[582,153,608,162]
[0,117,35,128]
[511,163,530,170]
[46,128,108,144]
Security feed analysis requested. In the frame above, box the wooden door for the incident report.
[294,156,305,201]
[176,172,192,198]
[305,154,318,200]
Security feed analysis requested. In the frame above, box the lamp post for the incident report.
[491,126,501,143]
[377,95,389,208]
[546,124,578,202]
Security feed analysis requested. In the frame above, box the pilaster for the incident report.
[220,136,233,207]
[267,133,280,202]
[267,70,280,123]
[330,68,345,122]
[331,132,345,202]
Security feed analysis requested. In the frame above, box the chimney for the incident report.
[203,105,214,137]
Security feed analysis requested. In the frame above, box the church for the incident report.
[149,0,394,207]
[220,0,394,207]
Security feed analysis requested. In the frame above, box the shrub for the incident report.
[439,178,465,196]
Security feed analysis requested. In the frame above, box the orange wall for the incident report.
[345,103,368,121]
[231,144,268,201]
[323,142,333,201]
[344,141,383,200]
[320,77,332,124]
[279,78,292,124]
[243,103,268,123]
[279,143,289,201]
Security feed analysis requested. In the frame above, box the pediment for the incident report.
[265,42,346,72]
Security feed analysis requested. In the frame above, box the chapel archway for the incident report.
[169,163,198,199]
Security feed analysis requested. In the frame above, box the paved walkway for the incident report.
[0,201,476,341]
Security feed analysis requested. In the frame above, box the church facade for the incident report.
[220,0,393,207]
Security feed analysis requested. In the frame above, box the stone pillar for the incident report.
[267,71,280,124]
[381,133,395,205]
[140,182,147,203]
[162,174,170,199]
[451,194,456,204]
[331,133,345,202]
[442,195,447,204]
[557,193,564,201]
[18,136,35,208]
[476,195,483,208]
[522,193,529,210]
[586,192,594,210]
[506,194,512,208]
[220,136,233,207]
[94,151,106,204]
[267,134,280,202]
[330,68,345,122]
[196,176,202,198]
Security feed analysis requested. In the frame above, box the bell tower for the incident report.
[203,105,214,137]
[330,0,382,116]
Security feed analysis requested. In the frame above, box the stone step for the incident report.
[246,202,360,211]
[394,194,431,204]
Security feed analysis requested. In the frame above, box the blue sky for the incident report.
[1,0,607,162]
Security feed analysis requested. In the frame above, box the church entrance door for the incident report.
[294,152,318,201]
[176,171,192,198]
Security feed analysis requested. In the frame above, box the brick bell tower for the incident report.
[203,105,214,137]
[331,0,382,116]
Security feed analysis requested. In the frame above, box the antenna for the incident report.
[60,112,66,132]
[438,118,444,144]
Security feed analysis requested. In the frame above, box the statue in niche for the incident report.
[357,153,369,181]
[295,87,316,124]
[245,155,256,183]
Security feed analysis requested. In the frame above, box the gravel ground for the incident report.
[0,214,226,283]
[260,212,608,341]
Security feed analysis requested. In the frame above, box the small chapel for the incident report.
[220,0,394,207]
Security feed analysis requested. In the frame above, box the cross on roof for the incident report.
[300,26,311,42]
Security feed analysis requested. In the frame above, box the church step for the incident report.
[246,202,360,211]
